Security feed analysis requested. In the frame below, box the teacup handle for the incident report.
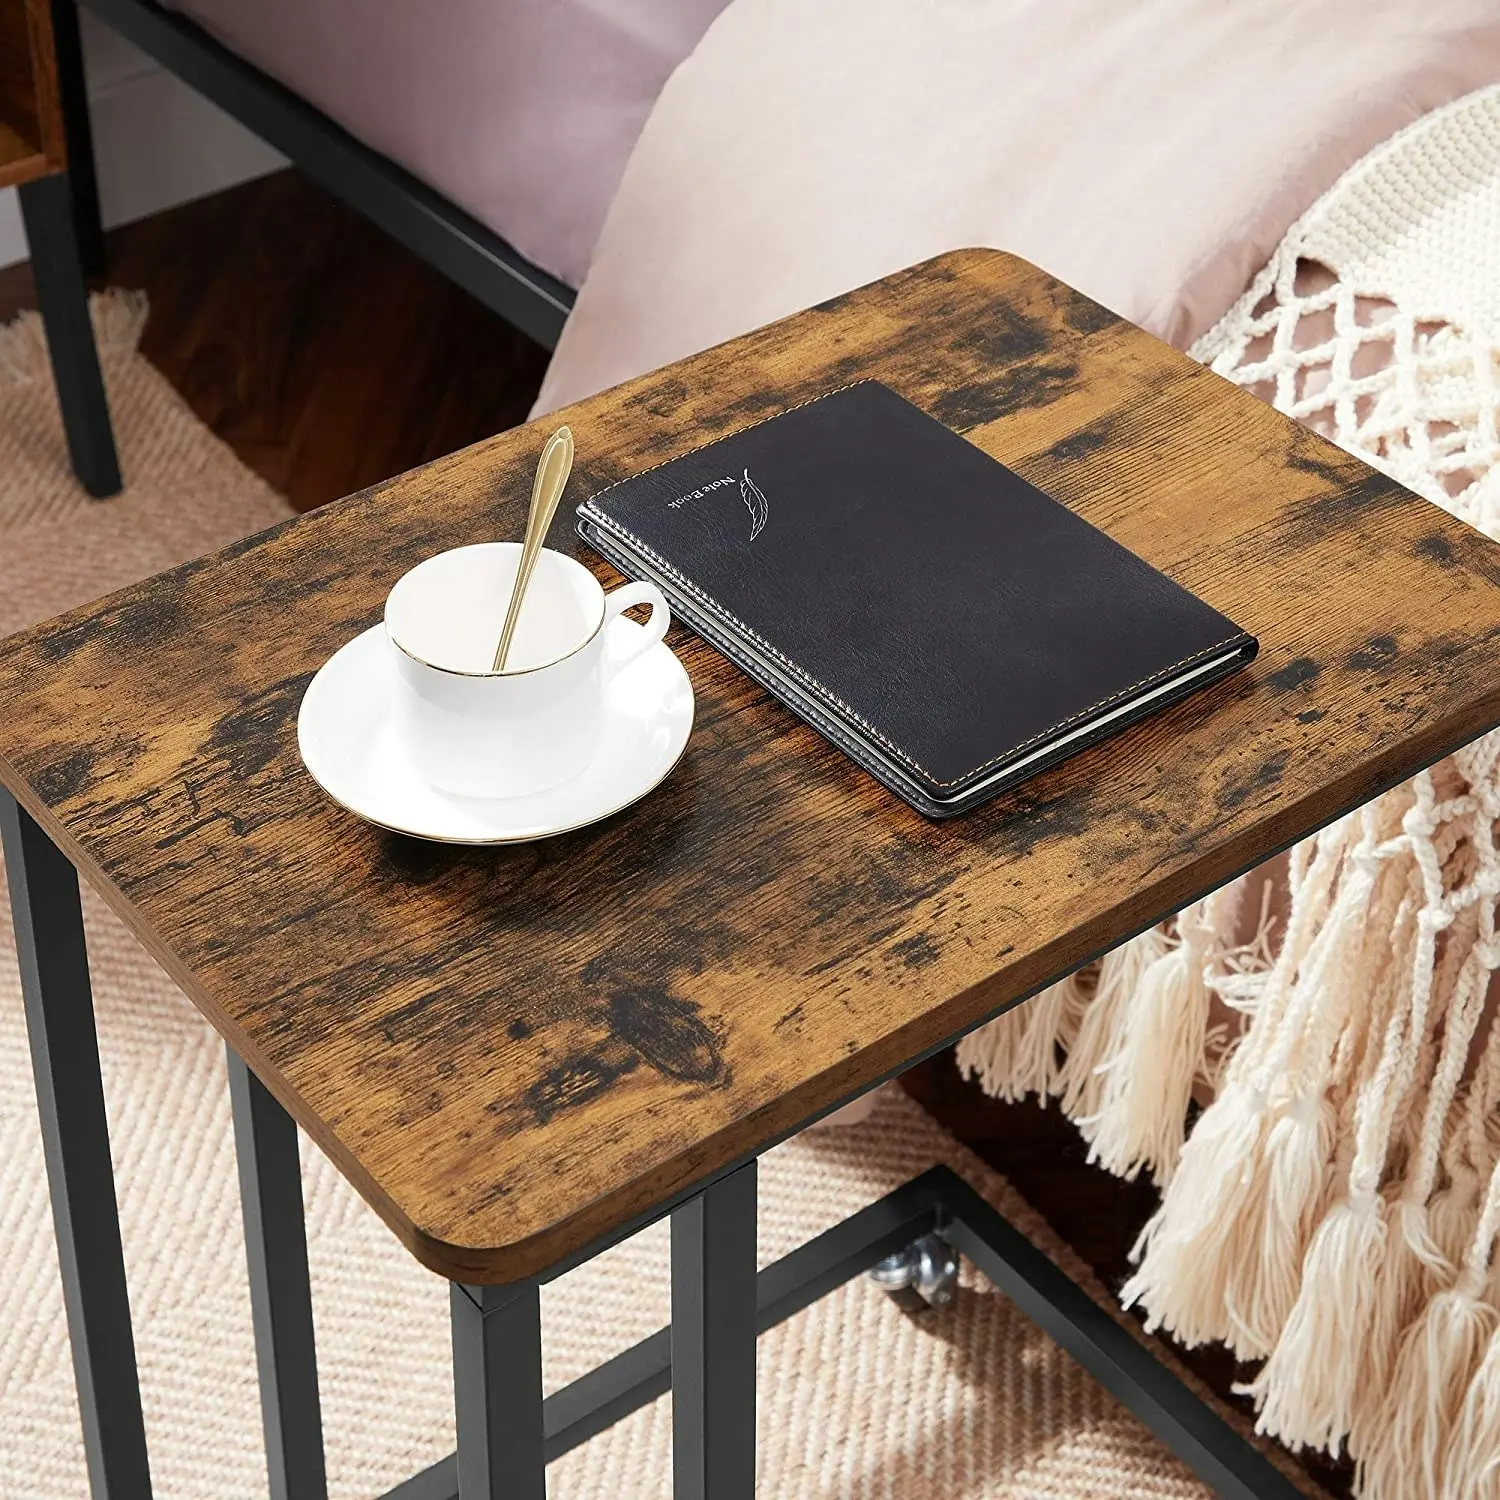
[601,581,670,675]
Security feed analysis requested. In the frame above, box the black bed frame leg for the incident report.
[50,0,107,278]
[672,1160,758,1500]
[226,1049,328,1500]
[17,172,121,498]
[0,791,152,1498]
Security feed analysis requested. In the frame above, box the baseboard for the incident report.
[0,193,24,271]
[0,10,284,270]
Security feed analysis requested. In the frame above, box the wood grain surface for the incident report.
[4,248,1500,1283]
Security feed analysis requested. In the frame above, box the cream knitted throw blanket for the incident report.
[956,84,1500,1499]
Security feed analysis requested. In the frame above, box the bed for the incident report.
[28,0,730,488]
[52,0,1500,395]
[532,0,1500,408]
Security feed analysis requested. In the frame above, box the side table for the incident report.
[4,248,1500,1499]
[1,0,119,494]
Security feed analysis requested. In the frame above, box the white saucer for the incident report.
[297,621,694,844]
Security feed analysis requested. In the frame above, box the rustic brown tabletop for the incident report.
[3,247,1495,1500]
[3,247,1499,1281]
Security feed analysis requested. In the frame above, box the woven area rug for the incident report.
[0,296,1311,1499]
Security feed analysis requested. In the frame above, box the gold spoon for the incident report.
[492,425,575,672]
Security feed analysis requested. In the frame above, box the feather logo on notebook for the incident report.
[662,470,767,541]
[740,469,768,540]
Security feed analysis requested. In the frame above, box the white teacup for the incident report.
[385,543,669,800]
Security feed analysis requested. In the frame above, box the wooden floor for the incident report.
[1,167,1347,1496]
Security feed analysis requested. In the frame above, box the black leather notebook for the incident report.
[577,381,1257,817]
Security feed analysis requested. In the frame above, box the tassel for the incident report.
[0,288,148,385]
[1224,1087,1338,1357]
[1432,993,1500,1495]
[1362,1154,1500,1500]
[1059,926,1171,1122]
[1450,1324,1500,1498]
[955,966,1091,1104]
[1245,867,1426,1448]
[1349,896,1487,1456]
[1445,767,1500,1495]
[1242,1191,1385,1453]
[1223,819,1398,1356]
[1122,830,1350,1351]
[1359,1270,1496,1499]
[1120,1082,1272,1348]
[1348,1194,1448,1458]
[1246,953,1406,1452]
[1074,897,1220,1182]
[1347,1195,1454,1458]
[1352,893,1491,1466]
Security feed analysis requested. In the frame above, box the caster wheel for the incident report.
[868,1231,960,1311]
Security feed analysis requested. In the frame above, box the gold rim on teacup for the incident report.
[384,546,607,679]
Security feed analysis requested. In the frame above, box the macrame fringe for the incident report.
[1452,1325,1500,1497]
[1228,809,1421,1363]
[1244,1193,1386,1453]
[954,966,1092,1104]
[1358,1276,1497,1500]
[1071,897,1219,1182]
[1119,1083,1273,1349]
[1348,1195,1442,1456]
[0,288,148,385]
[1363,1153,1500,1499]
[1057,927,1172,1117]
[1252,879,1422,1455]
[1122,827,1348,1356]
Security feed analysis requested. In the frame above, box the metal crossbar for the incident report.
[378,1166,1300,1500]
[384,1174,945,1499]
[78,0,577,350]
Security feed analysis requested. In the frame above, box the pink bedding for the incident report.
[163,0,732,289]
[534,0,1500,414]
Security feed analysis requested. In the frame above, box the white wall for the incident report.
[0,11,285,268]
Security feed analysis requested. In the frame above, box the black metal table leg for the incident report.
[226,1049,327,1500]
[17,173,121,498]
[938,1171,1304,1500]
[672,1161,757,1500]
[451,1282,546,1500]
[51,0,108,278]
[0,791,151,1498]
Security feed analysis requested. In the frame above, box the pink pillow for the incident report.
[162,0,732,288]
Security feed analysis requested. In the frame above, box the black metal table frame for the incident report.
[1,784,1305,1500]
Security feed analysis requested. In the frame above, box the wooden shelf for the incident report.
[0,115,47,189]
[0,0,64,190]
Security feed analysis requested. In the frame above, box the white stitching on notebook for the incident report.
[582,387,1249,790]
